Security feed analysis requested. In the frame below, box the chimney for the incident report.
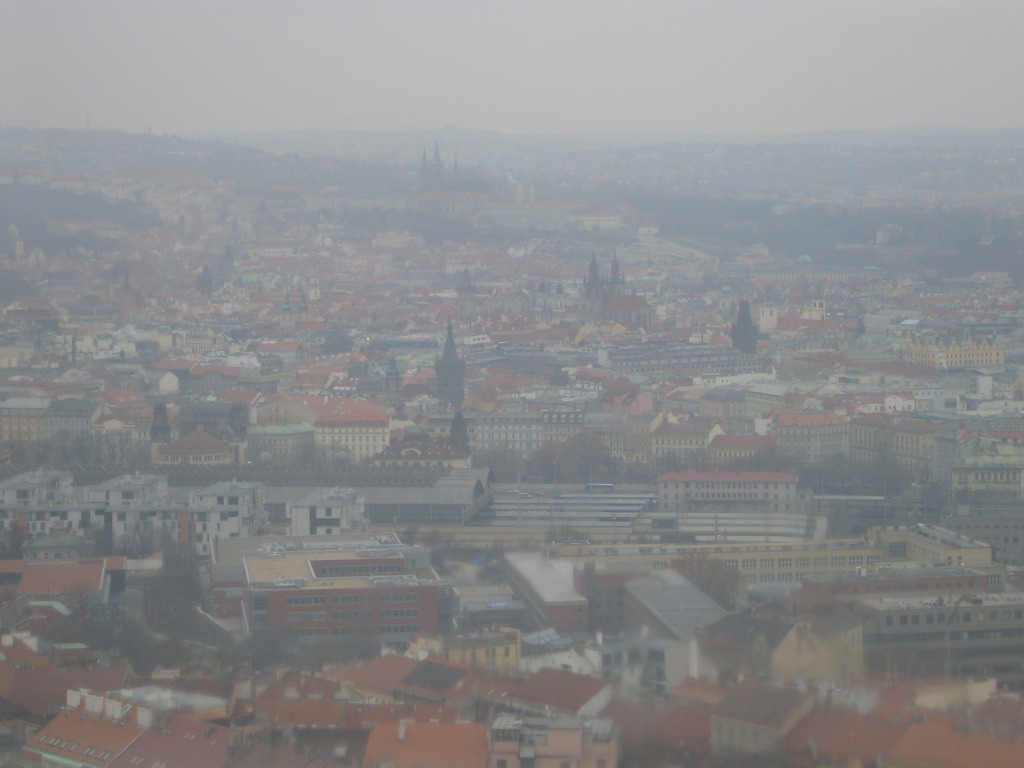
[104,698,122,720]
[398,719,411,741]
[66,690,82,709]
[137,706,152,728]
[595,631,603,646]
[84,693,104,715]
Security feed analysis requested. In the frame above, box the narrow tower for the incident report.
[435,318,465,410]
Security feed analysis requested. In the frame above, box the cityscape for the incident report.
[5,3,1024,767]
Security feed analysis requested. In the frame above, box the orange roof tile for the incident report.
[350,655,418,695]
[17,559,106,596]
[885,714,1024,768]
[112,713,230,768]
[362,721,488,768]
[26,696,144,767]
[510,668,609,713]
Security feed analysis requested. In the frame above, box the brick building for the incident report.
[241,543,448,645]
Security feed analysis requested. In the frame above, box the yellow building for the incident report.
[769,614,864,687]
[904,336,1004,370]
[552,524,992,589]
[650,415,724,463]
[869,524,992,568]
[407,627,521,674]
[315,410,389,462]
[0,396,48,445]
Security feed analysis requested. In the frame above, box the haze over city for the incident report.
[5,0,1024,136]
[6,2,1024,767]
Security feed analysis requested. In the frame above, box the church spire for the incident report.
[442,317,458,359]
[587,252,600,286]
[436,317,465,410]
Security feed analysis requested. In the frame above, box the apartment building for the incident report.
[776,412,849,462]
[286,487,365,536]
[657,471,806,516]
[186,481,266,558]
[850,414,940,481]
[855,591,1024,688]
[0,396,48,445]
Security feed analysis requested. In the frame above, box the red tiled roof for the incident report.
[26,696,144,767]
[709,434,778,449]
[160,428,230,454]
[101,390,147,407]
[191,365,246,377]
[782,709,908,765]
[214,389,262,405]
[111,713,230,768]
[350,655,418,695]
[650,704,711,755]
[603,700,710,755]
[0,636,55,673]
[362,721,488,768]
[885,714,1024,768]
[510,668,608,713]
[17,559,106,597]
[777,412,847,427]
[713,680,813,731]
[6,667,128,717]
[151,360,197,373]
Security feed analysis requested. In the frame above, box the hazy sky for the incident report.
[4,0,1023,136]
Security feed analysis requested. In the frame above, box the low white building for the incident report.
[286,487,365,536]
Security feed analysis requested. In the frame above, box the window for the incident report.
[379,609,418,619]
[287,612,326,622]
[379,592,419,602]
[287,596,326,606]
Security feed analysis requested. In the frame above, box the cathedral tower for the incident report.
[435,318,465,410]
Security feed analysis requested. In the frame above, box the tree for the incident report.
[802,453,911,497]
[528,433,615,484]
[730,299,759,354]
[472,447,524,483]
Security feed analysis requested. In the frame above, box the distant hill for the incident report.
[0,183,160,256]
[0,128,418,196]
